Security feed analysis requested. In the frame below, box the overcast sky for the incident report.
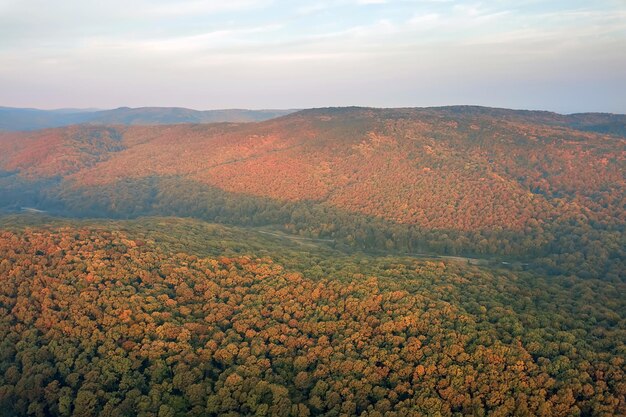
[1,0,625,113]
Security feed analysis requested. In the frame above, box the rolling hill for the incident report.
[0,106,624,278]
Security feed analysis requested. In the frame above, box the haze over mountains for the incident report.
[0,106,297,131]
[2,105,625,136]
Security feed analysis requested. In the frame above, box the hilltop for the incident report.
[0,106,624,279]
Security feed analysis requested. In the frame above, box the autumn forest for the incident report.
[0,107,624,416]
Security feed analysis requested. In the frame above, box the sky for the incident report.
[0,0,625,113]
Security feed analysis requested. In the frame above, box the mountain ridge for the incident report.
[2,104,625,135]
[0,106,298,131]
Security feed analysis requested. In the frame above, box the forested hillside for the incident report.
[0,107,624,416]
[0,216,624,416]
[0,107,624,280]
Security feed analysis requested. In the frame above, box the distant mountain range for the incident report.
[0,106,298,131]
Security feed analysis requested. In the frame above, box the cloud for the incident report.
[83,24,284,54]
[356,0,387,4]
[148,0,274,16]
[0,0,624,111]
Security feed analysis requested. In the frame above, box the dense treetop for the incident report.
[0,217,624,416]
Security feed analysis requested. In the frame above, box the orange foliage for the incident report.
[1,108,624,232]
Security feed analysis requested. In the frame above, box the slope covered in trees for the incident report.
[0,107,623,280]
[0,216,624,416]
[2,107,623,229]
